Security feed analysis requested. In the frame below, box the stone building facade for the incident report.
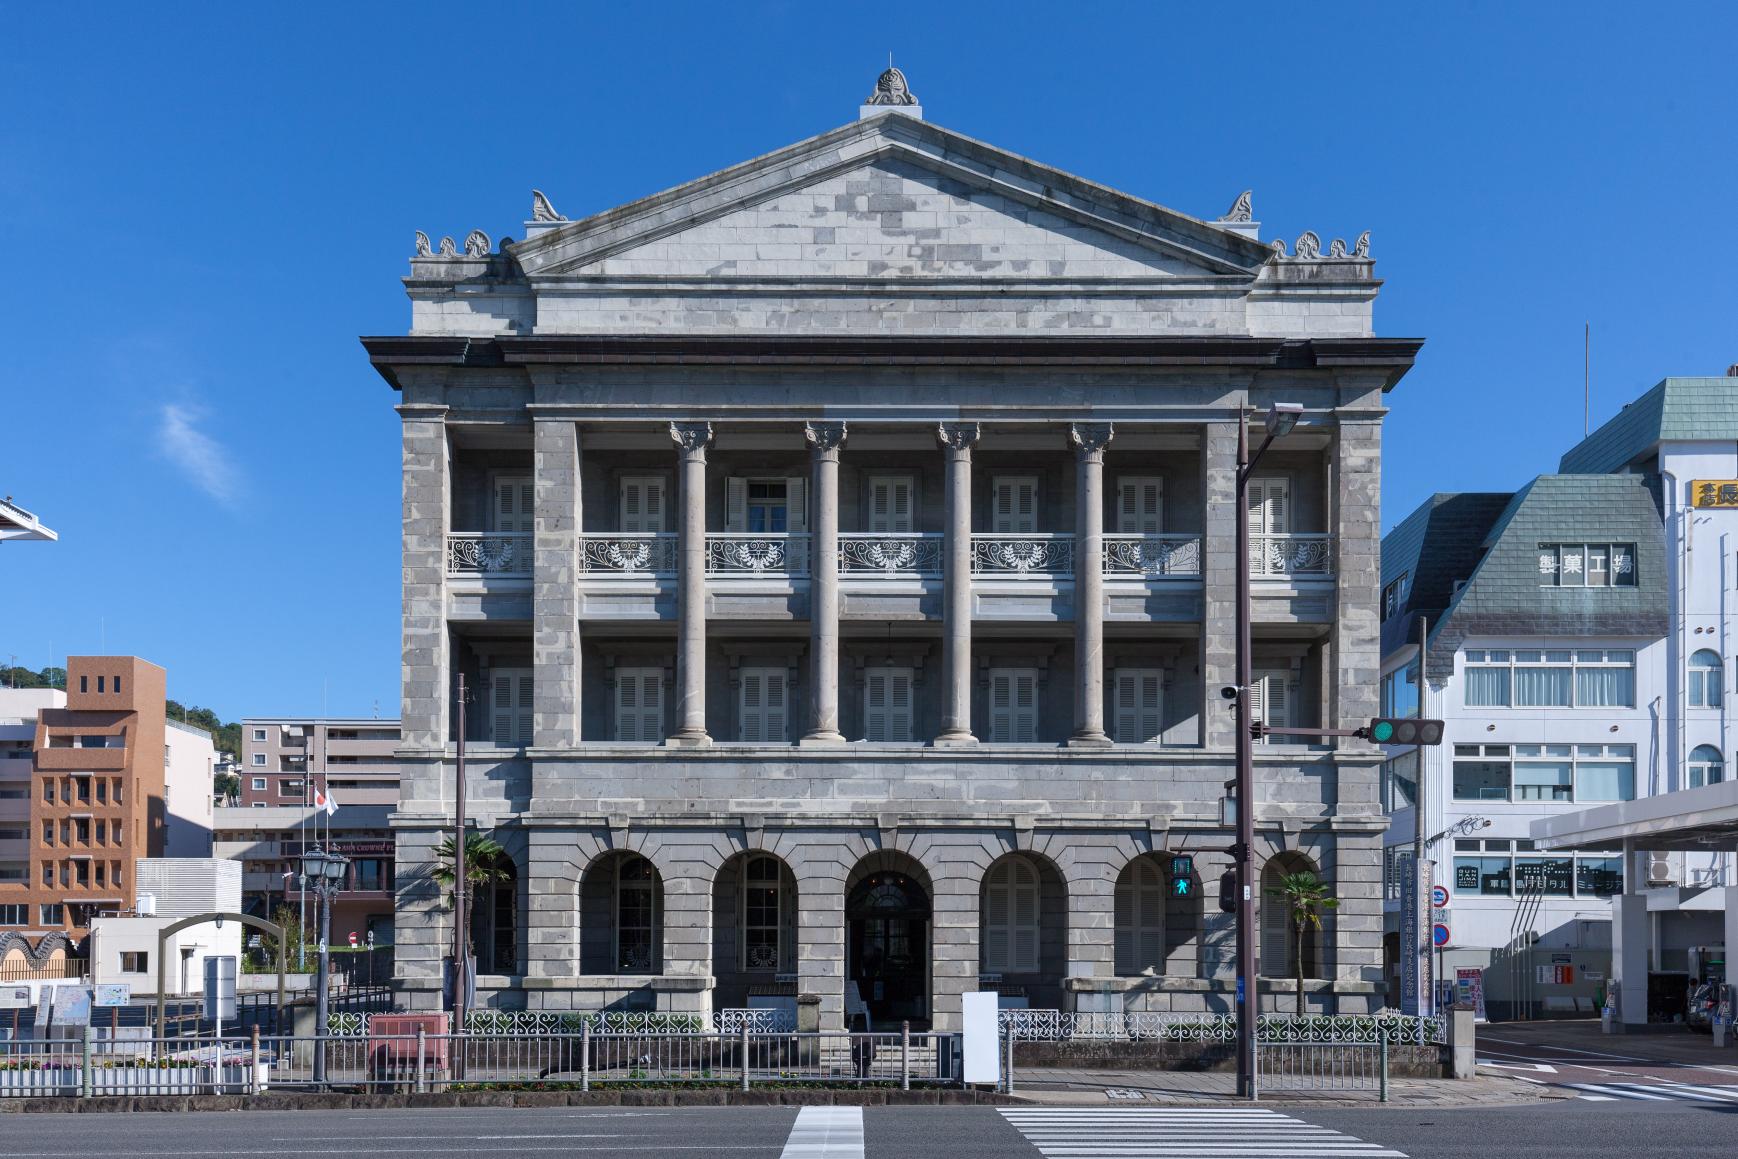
[364,73,1420,1028]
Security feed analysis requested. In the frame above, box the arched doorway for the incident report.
[580,851,664,975]
[471,850,520,975]
[712,851,798,1009]
[845,853,932,1028]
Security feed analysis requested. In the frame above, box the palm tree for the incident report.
[432,833,510,958]
[1267,870,1339,1014]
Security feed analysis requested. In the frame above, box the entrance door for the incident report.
[846,872,931,1028]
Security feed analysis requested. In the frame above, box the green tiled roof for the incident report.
[1380,491,1512,656]
[1560,377,1738,474]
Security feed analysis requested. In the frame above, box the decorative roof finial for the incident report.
[531,189,567,223]
[1217,191,1253,223]
[866,64,918,106]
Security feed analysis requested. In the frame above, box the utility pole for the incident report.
[1234,410,1257,1099]
[452,673,469,1051]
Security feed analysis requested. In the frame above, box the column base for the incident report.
[931,730,979,747]
[663,730,713,748]
[1065,731,1114,749]
[797,731,846,747]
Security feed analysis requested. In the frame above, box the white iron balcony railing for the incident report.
[971,533,1074,576]
[839,532,944,576]
[1102,534,1202,578]
[705,533,811,576]
[1251,533,1335,578]
[447,533,531,577]
[579,532,678,575]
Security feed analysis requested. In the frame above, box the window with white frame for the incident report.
[988,668,1039,743]
[738,667,789,743]
[619,476,667,533]
[1116,478,1163,534]
[1451,742,1635,802]
[251,753,266,767]
[1463,649,1634,708]
[490,668,534,747]
[1453,838,1622,898]
[494,476,535,533]
[614,668,664,742]
[727,478,806,533]
[1382,574,1409,620]
[1689,744,1725,789]
[863,666,914,743]
[867,476,915,533]
[982,857,1040,973]
[251,777,266,791]
[252,728,266,742]
[990,477,1039,534]
[1689,650,1724,708]
[1538,543,1636,587]
[741,855,781,970]
[1111,668,1162,744]
[1249,668,1291,742]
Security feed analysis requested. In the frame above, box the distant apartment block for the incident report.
[239,717,401,807]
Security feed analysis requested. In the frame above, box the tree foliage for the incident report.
[1267,870,1340,1014]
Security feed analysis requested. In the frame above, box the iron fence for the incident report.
[997,1010,1444,1046]
[1254,1039,1389,1101]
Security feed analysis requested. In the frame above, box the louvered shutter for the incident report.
[992,477,1038,534]
[1008,859,1041,972]
[1115,859,1166,975]
[1248,476,1291,536]
[868,477,915,533]
[864,667,914,742]
[495,476,534,533]
[983,865,1011,972]
[491,668,533,747]
[1117,478,1164,534]
[1251,669,1291,744]
[785,477,807,533]
[615,668,663,742]
[1261,873,1292,975]
[1112,669,1162,744]
[740,667,788,743]
[621,477,666,533]
[727,478,748,532]
[989,668,1039,743]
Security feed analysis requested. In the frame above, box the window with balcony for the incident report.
[863,667,914,742]
[0,825,25,842]
[1538,543,1636,587]
[1690,650,1723,708]
[73,819,89,845]
[490,668,533,747]
[988,668,1039,743]
[727,477,806,534]
[613,668,665,742]
[1111,668,1162,744]
[1116,477,1163,534]
[1250,668,1292,743]
[494,475,534,533]
[990,477,1038,534]
[867,476,915,533]
[738,667,789,743]
[280,780,305,798]
[1463,649,1634,708]
[1247,476,1291,535]
[619,476,667,532]
[0,788,24,801]
[1452,743,1635,802]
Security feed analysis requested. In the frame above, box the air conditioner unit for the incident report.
[1646,852,1676,886]
[135,892,157,917]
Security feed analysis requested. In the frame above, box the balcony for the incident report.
[971,533,1074,577]
[705,533,811,577]
[1102,534,1201,578]
[1250,533,1335,580]
[447,532,531,578]
[839,532,943,577]
[579,532,678,575]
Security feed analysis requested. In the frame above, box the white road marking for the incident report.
[1477,1060,1559,1073]
[1000,1108,1406,1157]
[778,1105,865,1159]
[1568,1083,1672,1101]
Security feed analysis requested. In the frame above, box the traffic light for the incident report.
[1218,869,1238,914]
[1364,718,1444,745]
[1169,855,1195,898]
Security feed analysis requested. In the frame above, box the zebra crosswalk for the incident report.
[999,1107,1406,1157]
[1568,1080,1738,1104]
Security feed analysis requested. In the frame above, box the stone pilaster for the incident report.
[793,846,848,1027]
[935,422,980,746]
[398,404,450,750]
[801,421,847,745]
[1200,421,1239,750]
[668,422,713,746]
[533,417,581,748]
[929,868,979,1032]
[1068,422,1113,747]
[1331,418,1382,742]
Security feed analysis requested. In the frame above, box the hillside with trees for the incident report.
[2,664,240,759]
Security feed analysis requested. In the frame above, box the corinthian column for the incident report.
[935,422,980,746]
[1068,422,1114,747]
[668,421,713,747]
[801,421,847,745]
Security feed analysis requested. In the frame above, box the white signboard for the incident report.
[203,955,238,1022]
[0,986,29,1010]
[92,984,131,1008]
[961,991,1001,1085]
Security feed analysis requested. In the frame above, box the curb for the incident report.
[0,1088,1027,1114]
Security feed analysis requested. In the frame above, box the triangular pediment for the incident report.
[513,116,1270,282]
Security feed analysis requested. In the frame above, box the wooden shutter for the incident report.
[983,865,1011,972]
[864,666,914,742]
[868,477,915,533]
[983,858,1040,974]
[785,477,807,533]
[1250,668,1291,743]
[1247,476,1291,536]
[992,477,1038,534]
[490,667,533,747]
[495,476,534,533]
[1117,477,1164,534]
[739,667,788,743]
[1112,669,1162,744]
[989,668,1039,743]
[620,477,666,533]
[1260,869,1292,975]
[726,478,748,532]
[614,668,663,742]
[1115,858,1166,975]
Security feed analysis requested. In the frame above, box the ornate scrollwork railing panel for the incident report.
[1250,533,1335,578]
[705,533,810,576]
[997,1009,1436,1044]
[839,532,944,576]
[446,533,532,577]
[1102,534,1203,577]
[970,534,1075,576]
[714,1008,796,1034]
[578,533,678,574]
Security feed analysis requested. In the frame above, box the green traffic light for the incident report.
[1371,720,1395,742]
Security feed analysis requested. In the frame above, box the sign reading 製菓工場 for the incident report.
[1692,481,1738,508]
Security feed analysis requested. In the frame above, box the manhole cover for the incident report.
[1105,1088,1147,1100]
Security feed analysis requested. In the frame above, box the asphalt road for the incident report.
[1,1100,1736,1159]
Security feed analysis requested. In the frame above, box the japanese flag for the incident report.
[314,786,339,817]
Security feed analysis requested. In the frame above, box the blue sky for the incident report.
[2,2,1733,722]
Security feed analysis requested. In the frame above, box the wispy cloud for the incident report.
[158,403,244,507]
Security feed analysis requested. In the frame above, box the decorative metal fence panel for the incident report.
[838,533,943,576]
[578,533,678,575]
[971,534,1074,576]
[998,1010,1442,1046]
[705,534,811,576]
[1249,533,1335,578]
[1102,534,1202,577]
[446,533,532,577]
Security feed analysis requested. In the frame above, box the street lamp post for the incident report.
[1234,401,1302,1100]
[301,844,350,1087]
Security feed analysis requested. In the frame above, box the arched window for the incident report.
[982,857,1040,974]
[582,852,665,975]
[615,855,661,972]
[741,854,786,970]
[1260,852,1324,980]
[471,851,519,975]
[1114,856,1167,976]
[1690,651,1724,708]
[1690,745,1725,789]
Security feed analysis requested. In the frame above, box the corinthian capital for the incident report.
[804,421,848,454]
[1069,422,1115,457]
[936,422,981,451]
[669,421,713,456]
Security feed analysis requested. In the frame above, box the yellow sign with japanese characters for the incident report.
[1692,481,1738,508]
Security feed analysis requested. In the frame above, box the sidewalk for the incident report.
[1010,1067,1554,1108]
